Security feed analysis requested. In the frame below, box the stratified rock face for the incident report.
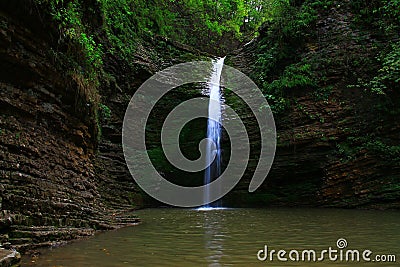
[0,3,98,246]
[0,0,206,251]
[0,3,140,251]
[228,2,400,209]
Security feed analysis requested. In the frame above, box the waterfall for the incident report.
[204,57,225,207]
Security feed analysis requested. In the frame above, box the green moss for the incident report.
[251,1,332,114]
[337,136,400,163]
[98,103,111,121]
[43,0,103,79]
[312,86,333,101]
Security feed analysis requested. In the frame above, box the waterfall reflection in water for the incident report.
[23,208,399,267]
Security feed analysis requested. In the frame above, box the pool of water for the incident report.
[23,208,399,266]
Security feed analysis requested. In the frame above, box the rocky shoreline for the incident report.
[0,210,140,266]
[0,249,20,267]
[0,209,140,250]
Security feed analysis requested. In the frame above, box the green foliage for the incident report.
[282,3,318,39]
[381,0,400,23]
[180,0,246,37]
[308,0,334,9]
[312,86,333,101]
[260,0,327,42]
[365,42,400,95]
[364,139,400,160]
[347,0,400,114]
[47,0,103,76]
[338,136,400,163]
[166,0,275,51]
[348,41,400,115]
[38,0,295,61]
[99,103,111,121]
[98,0,178,62]
[251,0,327,114]
[96,0,286,54]
[351,0,400,33]
[336,142,356,162]
[254,44,281,79]
[274,63,316,89]
[349,136,400,162]
[381,178,400,191]
[78,33,103,69]
[261,63,318,113]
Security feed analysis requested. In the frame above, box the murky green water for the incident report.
[23,208,399,266]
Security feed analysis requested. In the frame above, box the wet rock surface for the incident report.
[0,2,141,253]
[0,248,20,267]
[0,0,206,253]
[228,1,400,209]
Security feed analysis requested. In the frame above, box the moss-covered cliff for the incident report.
[0,0,207,252]
[227,0,400,209]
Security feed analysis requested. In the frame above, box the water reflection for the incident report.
[202,210,225,266]
[23,208,400,267]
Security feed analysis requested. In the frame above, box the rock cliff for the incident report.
[0,0,204,252]
[227,0,400,209]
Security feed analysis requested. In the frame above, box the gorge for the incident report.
[0,0,399,266]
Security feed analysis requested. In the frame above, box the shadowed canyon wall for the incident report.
[0,0,205,251]
[226,0,400,209]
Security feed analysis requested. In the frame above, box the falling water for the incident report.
[203,57,225,208]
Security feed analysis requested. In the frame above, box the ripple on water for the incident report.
[23,208,400,267]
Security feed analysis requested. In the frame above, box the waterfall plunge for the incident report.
[203,57,225,208]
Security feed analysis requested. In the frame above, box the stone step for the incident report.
[10,226,95,241]
[8,237,32,245]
